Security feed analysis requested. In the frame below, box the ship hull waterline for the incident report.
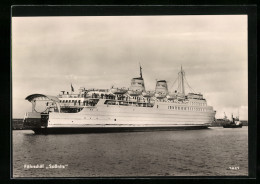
[28,125,209,134]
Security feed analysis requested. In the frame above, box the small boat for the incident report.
[223,123,242,128]
[110,87,128,95]
[155,92,167,99]
[128,90,142,96]
[223,114,242,128]
[142,91,155,98]
[166,93,177,100]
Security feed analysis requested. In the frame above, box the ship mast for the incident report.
[139,63,143,79]
[179,65,185,95]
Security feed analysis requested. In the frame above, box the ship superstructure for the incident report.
[23,66,216,134]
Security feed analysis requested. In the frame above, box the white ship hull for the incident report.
[43,100,215,132]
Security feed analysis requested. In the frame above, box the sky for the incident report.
[12,15,248,120]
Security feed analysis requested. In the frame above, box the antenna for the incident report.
[139,62,143,78]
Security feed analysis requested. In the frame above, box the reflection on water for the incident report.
[13,127,248,177]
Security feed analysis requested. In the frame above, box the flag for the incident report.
[71,84,74,92]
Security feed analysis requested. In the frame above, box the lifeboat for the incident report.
[155,92,167,99]
[167,92,177,100]
[166,95,176,100]
[128,90,142,96]
[110,88,128,95]
[142,91,155,97]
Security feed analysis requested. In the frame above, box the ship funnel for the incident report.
[129,77,145,92]
[155,80,168,98]
[129,64,146,93]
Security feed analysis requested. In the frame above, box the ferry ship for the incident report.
[23,66,216,134]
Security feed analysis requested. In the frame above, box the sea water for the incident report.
[12,127,248,177]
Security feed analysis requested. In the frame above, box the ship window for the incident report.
[66,100,68,103]
[157,105,158,108]
[69,100,71,103]
[178,107,180,110]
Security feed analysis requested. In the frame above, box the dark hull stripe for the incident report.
[32,126,209,134]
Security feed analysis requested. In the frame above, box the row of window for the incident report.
[190,102,206,106]
[168,106,208,112]
[60,100,81,103]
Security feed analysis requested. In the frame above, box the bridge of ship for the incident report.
[25,94,61,113]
